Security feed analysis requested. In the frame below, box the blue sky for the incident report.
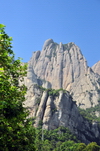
[1,0,100,67]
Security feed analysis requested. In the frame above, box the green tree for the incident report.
[76,143,86,151]
[59,140,78,151]
[0,24,35,151]
[83,142,100,151]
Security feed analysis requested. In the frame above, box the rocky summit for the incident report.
[25,39,100,109]
[24,39,100,144]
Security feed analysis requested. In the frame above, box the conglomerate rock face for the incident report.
[25,39,100,109]
[24,39,100,144]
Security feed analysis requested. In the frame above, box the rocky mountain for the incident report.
[25,39,100,109]
[24,39,100,144]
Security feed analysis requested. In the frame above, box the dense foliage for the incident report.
[0,24,35,151]
[34,127,100,151]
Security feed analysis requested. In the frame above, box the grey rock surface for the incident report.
[23,39,100,144]
[25,39,100,109]
[25,88,100,144]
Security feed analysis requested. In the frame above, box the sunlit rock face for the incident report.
[23,39,100,144]
[25,39,100,109]
[24,87,100,144]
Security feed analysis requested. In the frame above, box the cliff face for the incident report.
[24,84,100,144]
[26,39,100,109]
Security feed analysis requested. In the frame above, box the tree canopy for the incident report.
[0,24,35,151]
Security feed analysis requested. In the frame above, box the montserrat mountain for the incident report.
[25,39,100,108]
[24,39,100,144]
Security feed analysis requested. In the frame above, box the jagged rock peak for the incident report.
[42,39,54,50]
[92,61,100,75]
[42,39,76,51]
[25,39,100,109]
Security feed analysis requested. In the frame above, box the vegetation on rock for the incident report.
[78,104,100,123]
[35,84,67,97]
[34,127,100,151]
